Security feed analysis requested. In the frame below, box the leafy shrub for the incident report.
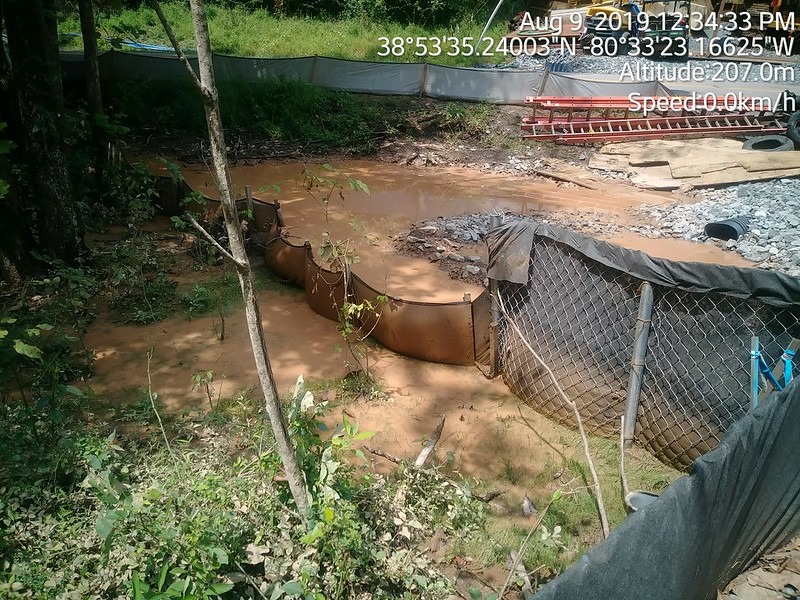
[182,284,214,319]
[110,77,390,154]
[100,162,160,228]
[95,236,178,324]
[0,377,486,599]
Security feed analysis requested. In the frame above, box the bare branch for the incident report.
[365,445,404,464]
[148,0,203,92]
[496,291,610,539]
[474,490,505,503]
[185,213,243,268]
[415,415,446,467]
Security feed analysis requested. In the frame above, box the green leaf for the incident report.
[552,489,562,502]
[282,581,303,596]
[157,562,170,590]
[132,571,149,599]
[486,594,499,600]
[208,583,234,595]
[25,328,41,337]
[300,523,324,545]
[468,588,483,600]
[323,506,335,522]
[259,184,281,194]
[0,317,17,324]
[269,586,284,600]
[63,385,83,397]
[96,509,120,542]
[321,163,335,172]
[36,323,54,331]
[349,179,370,195]
[0,329,7,340]
[14,340,42,360]
[353,431,375,441]
[210,547,229,566]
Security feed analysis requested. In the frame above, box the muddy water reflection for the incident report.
[150,159,741,300]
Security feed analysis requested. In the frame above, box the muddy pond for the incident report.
[146,159,752,302]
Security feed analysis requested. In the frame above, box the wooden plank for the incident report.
[601,138,742,157]
[669,150,800,178]
[630,164,800,188]
[588,153,630,172]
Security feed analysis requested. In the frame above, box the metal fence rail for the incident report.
[493,221,800,470]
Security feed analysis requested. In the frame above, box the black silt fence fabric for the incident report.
[499,236,641,434]
[490,220,800,470]
[638,290,800,466]
[532,379,800,600]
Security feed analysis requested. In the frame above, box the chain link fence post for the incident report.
[488,214,502,378]
[623,282,654,448]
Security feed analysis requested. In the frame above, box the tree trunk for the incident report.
[77,0,107,192]
[3,0,83,262]
[151,0,310,518]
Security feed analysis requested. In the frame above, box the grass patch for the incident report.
[59,2,512,67]
[453,428,682,589]
[109,76,402,153]
[181,263,300,320]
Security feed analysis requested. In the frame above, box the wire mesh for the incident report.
[499,235,641,434]
[498,232,800,470]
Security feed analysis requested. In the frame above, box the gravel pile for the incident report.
[636,180,800,276]
[405,178,800,277]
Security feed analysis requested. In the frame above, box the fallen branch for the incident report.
[496,291,610,539]
[474,490,505,503]
[415,415,446,467]
[532,168,598,190]
[366,446,404,465]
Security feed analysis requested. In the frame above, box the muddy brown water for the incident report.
[146,158,752,299]
[86,159,712,544]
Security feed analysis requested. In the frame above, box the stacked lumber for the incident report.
[590,139,800,189]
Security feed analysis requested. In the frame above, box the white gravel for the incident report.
[411,178,800,277]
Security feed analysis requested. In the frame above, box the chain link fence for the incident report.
[492,221,800,470]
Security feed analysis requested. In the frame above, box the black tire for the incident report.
[786,111,800,149]
[742,134,795,152]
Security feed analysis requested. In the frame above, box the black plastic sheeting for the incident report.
[533,379,800,600]
[487,221,800,307]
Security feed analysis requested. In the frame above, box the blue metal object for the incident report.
[758,355,784,391]
[783,348,795,388]
[750,337,760,411]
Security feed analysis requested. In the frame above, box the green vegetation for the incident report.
[0,371,486,598]
[110,77,399,153]
[108,76,511,154]
[59,2,513,67]
[458,432,680,582]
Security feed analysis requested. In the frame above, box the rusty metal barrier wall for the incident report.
[352,275,475,366]
[304,247,346,322]
[155,175,482,366]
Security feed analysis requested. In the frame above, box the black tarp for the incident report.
[487,221,800,307]
[533,379,800,600]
